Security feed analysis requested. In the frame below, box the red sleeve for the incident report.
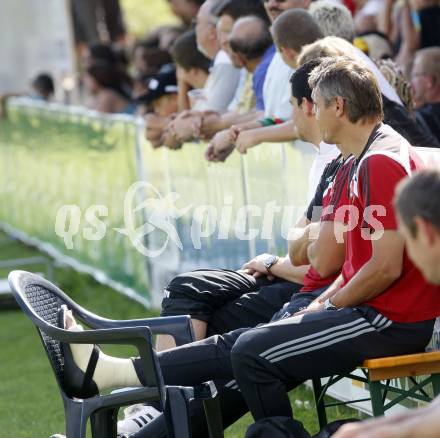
[357,155,408,231]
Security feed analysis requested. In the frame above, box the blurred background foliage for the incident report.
[121,0,178,37]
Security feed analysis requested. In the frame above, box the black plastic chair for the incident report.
[8,270,223,438]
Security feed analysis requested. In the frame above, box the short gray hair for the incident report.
[309,56,383,124]
[309,0,355,42]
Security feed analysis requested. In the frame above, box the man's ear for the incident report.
[189,67,201,78]
[209,26,217,42]
[302,98,314,116]
[334,96,345,118]
[280,46,298,67]
[414,216,437,246]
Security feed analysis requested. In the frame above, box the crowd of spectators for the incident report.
[67,0,440,162]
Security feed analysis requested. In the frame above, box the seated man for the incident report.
[335,169,440,438]
[411,47,440,145]
[60,58,440,436]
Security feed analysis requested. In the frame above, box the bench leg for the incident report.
[432,373,440,397]
[312,377,328,429]
[369,381,385,417]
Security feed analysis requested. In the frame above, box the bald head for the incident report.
[229,16,273,60]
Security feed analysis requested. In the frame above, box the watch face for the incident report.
[264,255,277,268]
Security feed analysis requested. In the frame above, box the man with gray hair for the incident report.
[411,47,440,144]
[177,0,241,113]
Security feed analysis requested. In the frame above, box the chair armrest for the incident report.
[53,325,153,349]
[77,313,195,346]
[86,386,162,410]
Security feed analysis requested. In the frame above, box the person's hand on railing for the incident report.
[204,129,235,162]
[168,110,203,143]
[162,123,183,150]
[145,113,169,148]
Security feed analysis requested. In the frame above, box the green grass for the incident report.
[0,234,365,437]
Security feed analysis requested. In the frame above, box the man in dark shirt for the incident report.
[411,47,440,145]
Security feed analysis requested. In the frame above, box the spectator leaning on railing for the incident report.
[411,47,440,145]
[148,29,210,149]
[202,15,276,160]
[191,0,241,112]
[179,0,272,143]
[206,9,324,164]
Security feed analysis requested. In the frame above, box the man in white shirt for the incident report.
[261,0,312,119]
[167,0,241,140]
[194,0,241,112]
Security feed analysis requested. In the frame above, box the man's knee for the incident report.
[165,271,202,294]
[160,271,211,318]
[230,329,261,368]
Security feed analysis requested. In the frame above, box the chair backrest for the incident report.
[24,282,66,378]
[8,271,82,386]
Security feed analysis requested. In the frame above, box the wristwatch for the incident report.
[261,254,279,275]
[324,298,338,311]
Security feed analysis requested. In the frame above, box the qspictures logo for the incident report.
[55,181,387,257]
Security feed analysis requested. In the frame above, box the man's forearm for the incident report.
[312,274,344,304]
[220,111,262,130]
[330,259,401,308]
[251,120,297,143]
[270,257,307,284]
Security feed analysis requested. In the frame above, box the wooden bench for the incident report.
[312,351,440,428]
